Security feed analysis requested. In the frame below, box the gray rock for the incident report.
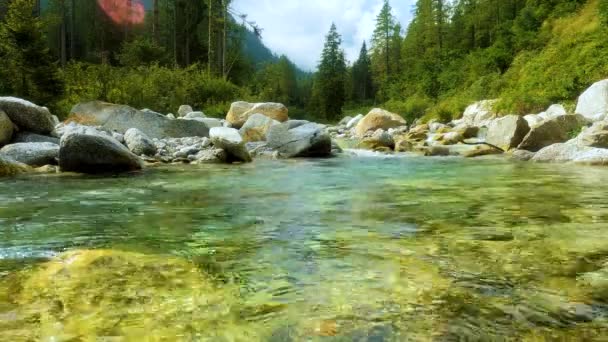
[267,121,332,158]
[0,97,55,134]
[485,115,530,151]
[338,116,353,126]
[346,114,364,129]
[124,128,157,156]
[12,131,60,145]
[510,149,536,161]
[199,118,222,128]
[226,101,289,128]
[0,110,14,146]
[518,114,587,152]
[576,79,608,122]
[358,129,395,150]
[167,113,176,119]
[532,141,608,165]
[209,127,252,163]
[423,146,450,156]
[183,111,206,119]
[462,100,497,127]
[191,148,227,164]
[0,155,30,177]
[239,113,280,142]
[577,120,608,148]
[178,105,194,117]
[69,101,210,139]
[0,142,59,166]
[59,129,143,173]
[112,132,125,144]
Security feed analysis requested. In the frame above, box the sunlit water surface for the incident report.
[2,154,608,340]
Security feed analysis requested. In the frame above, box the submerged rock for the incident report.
[576,79,608,122]
[124,128,157,156]
[518,114,587,152]
[485,115,530,151]
[463,145,503,158]
[226,101,289,128]
[0,142,59,166]
[267,121,332,158]
[0,110,14,146]
[0,155,29,177]
[0,97,56,134]
[16,249,251,340]
[209,127,252,163]
[59,128,143,173]
[510,149,536,161]
[69,101,210,139]
[355,108,406,137]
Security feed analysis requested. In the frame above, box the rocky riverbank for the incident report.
[1,79,608,177]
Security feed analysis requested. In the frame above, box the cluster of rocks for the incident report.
[326,79,608,164]
[0,98,337,177]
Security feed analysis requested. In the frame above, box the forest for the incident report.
[0,0,607,122]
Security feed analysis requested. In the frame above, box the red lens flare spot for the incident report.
[97,0,146,25]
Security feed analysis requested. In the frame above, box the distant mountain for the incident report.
[241,27,278,68]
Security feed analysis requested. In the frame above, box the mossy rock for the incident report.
[15,249,260,340]
[0,156,30,177]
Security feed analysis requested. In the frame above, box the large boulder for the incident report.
[0,142,59,166]
[518,114,587,152]
[576,79,608,122]
[12,131,59,144]
[209,127,252,163]
[358,129,395,151]
[226,101,289,128]
[15,249,246,340]
[577,120,608,148]
[532,141,608,165]
[59,128,143,173]
[485,115,530,151]
[239,113,280,142]
[267,121,332,158]
[462,100,497,127]
[69,101,210,139]
[0,155,29,177]
[124,128,157,156]
[0,110,14,146]
[354,108,406,137]
[0,97,55,134]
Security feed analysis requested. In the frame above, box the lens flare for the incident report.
[97,0,146,25]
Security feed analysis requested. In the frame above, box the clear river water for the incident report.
[2,154,608,340]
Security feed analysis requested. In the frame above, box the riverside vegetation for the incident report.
[3,0,608,340]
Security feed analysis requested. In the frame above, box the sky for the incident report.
[232,0,417,71]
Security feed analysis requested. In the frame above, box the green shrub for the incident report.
[384,95,434,123]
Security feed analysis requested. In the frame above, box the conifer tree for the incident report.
[314,23,346,120]
[351,42,373,102]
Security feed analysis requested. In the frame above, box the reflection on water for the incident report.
[2,155,608,340]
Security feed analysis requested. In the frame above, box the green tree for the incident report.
[370,0,397,100]
[351,41,373,102]
[0,0,63,106]
[313,23,346,120]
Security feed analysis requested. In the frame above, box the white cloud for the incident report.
[232,0,416,71]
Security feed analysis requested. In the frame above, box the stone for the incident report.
[209,127,252,163]
[395,139,415,152]
[0,142,59,166]
[358,129,395,151]
[354,108,407,137]
[184,111,206,119]
[577,120,608,148]
[0,110,14,146]
[239,113,280,142]
[429,122,448,133]
[485,115,530,151]
[524,114,543,128]
[226,101,289,128]
[510,149,536,161]
[0,97,56,134]
[124,128,157,156]
[199,118,223,128]
[532,141,608,165]
[178,105,194,117]
[346,114,364,129]
[267,121,332,158]
[423,146,450,156]
[112,132,125,144]
[462,100,497,126]
[454,125,480,139]
[438,131,464,145]
[462,145,503,158]
[518,114,587,152]
[59,128,143,173]
[167,113,176,119]
[12,131,59,145]
[338,116,353,125]
[191,148,228,164]
[69,101,210,139]
[576,79,608,122]
[0,155,29,177]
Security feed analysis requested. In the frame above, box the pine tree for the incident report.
[315,23,346,120]
[351,41,373,102]
[370,0,397,100]
[0,0,63,106]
